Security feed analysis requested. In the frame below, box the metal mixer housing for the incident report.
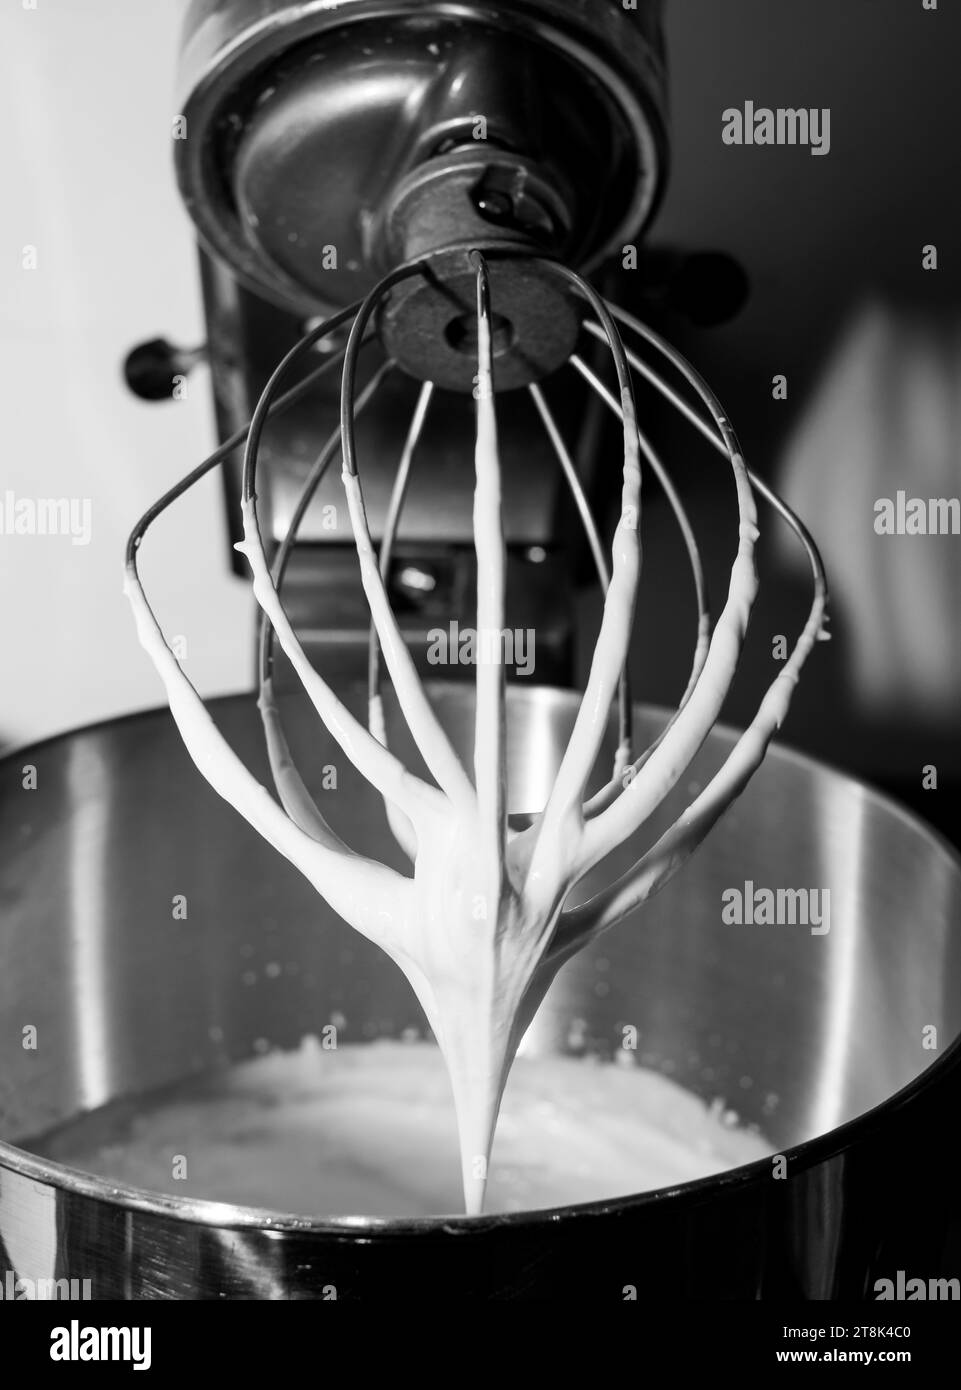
[169,0,671,681]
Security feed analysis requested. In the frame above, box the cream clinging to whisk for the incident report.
[124,244,826,1213]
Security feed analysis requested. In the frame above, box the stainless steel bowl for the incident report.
[1,684,960,1300]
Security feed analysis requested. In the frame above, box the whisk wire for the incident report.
[527,381,634,779]
[259,352,391,687]
[568,351,712,816]
[125,309,359,568]
[256,359,393,846]
[521,261,644,897]
[585,315,828,607]
[338,274,477,809]
[469,250,509,870]
[553,311,829,939]
[234,289,443,821]
[366,379,435,719]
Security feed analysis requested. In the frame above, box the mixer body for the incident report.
[175,0,669,311]
[172,0,669,681]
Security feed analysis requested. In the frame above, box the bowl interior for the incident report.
[1,683,959,1165]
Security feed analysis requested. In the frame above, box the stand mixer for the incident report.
[2,0,961,1299]
[130,0,747,682]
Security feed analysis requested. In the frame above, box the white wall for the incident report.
[0,0,251,749]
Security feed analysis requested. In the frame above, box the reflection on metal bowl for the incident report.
[1,684,959,1300]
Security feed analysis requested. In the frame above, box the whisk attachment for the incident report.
[124,246,827,1216]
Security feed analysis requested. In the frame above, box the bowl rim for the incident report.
[2,685,960,1235]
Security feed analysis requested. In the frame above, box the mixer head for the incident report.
[151,0,690,685]
[175,0,668,391]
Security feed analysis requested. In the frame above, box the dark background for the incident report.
[584,0,960,838]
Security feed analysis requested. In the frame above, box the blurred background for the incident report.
[0,0,958,835]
